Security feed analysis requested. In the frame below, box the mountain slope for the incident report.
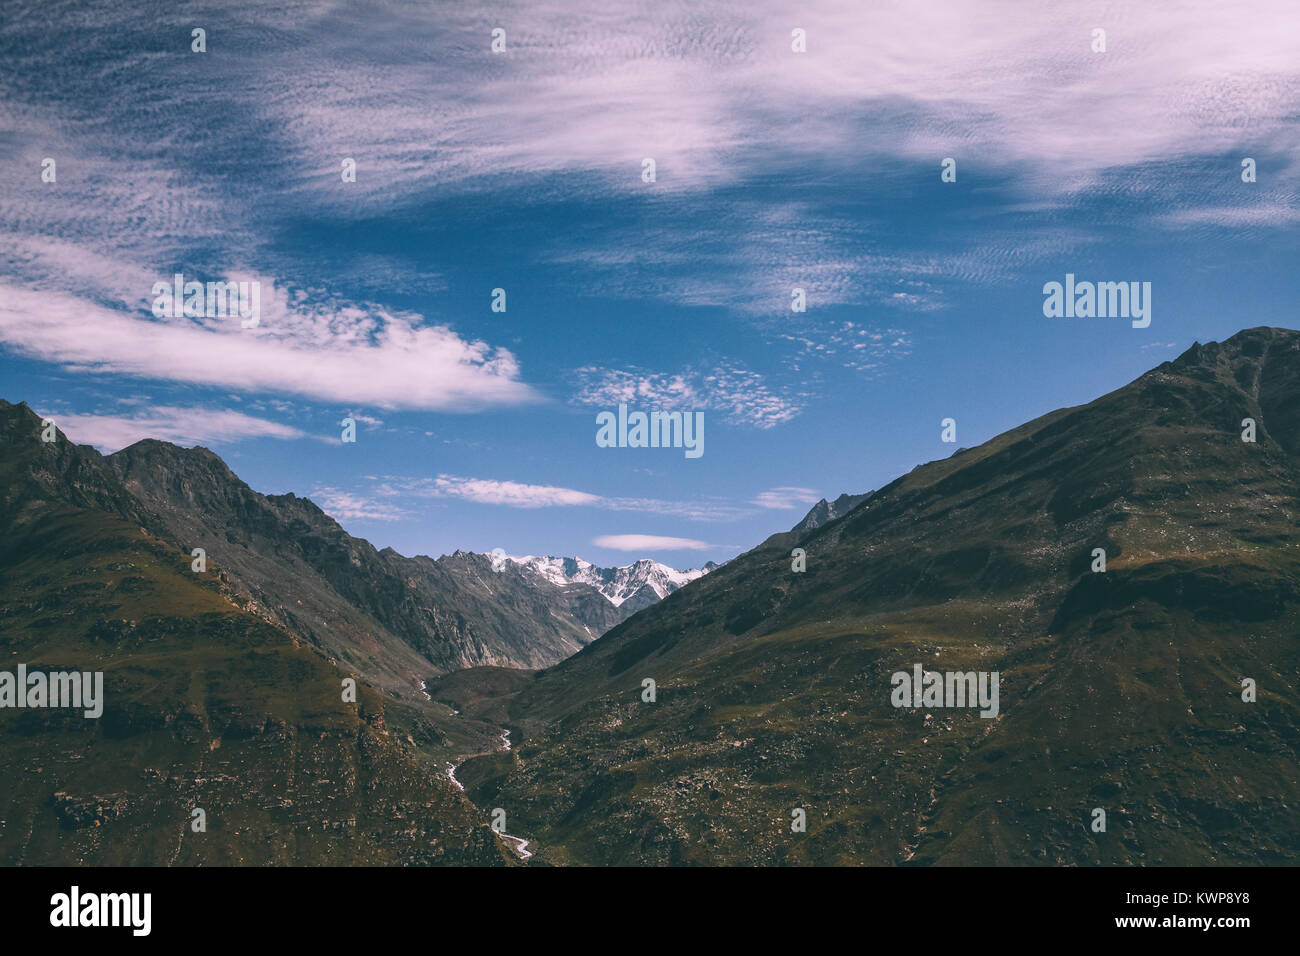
[0,403,511,865]
[103,439,617,696]
[460,327,1300,865]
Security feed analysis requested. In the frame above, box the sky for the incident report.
[1,0,1297,567]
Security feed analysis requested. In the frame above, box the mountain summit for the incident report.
[503,554,715,614]
[790,492,872,534]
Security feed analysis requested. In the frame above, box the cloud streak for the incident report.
[363,474,752,522]
[309,486,412,522]
[45,405,306,453]
[593,534,712,552]
[752,486,822,510]
[571,363,806,429]
[0,283,539,411]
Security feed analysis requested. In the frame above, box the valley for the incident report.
[3,327,1298,866]
[436,327,1300,865]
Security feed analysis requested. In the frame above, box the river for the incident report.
[444,728,531,860]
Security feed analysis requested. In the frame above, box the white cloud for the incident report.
[776,321,915,374]
[251,1,1300,204]
[46,405,305,453]
[1160,202,1300,230]
[1,0,1292,404]
[593,534,712,552]
[752,487,822,510]
[308,487,410,522]
[571,368,700,408]
[370,474,750,521]
[3,0,1296,423]
[571,363,805,429]
[0,283,539,411]
[385,475,602,508]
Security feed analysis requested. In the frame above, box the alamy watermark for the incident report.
[595,403,704,459]
[152,273,260,328]
[50,886,150,936]
[890,665,999,718]
[0,665,103,718]
[1042,273,1151,328]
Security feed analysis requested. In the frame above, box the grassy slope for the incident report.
[462,329,1300,865]
[0,413,511,865]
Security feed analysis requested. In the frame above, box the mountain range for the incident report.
[448,327,1300,865]
[3,326,1298,865]
[42,432,707,695]
[0,402,701,864]
[0,404,511,864]
[504,554,716,614]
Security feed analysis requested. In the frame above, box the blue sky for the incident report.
[2,0,1297,567]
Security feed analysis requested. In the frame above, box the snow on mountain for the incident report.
[502,554,715,613]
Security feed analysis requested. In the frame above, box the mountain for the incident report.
[0,401,511,865]
[505,555,716,616]
[453,327,1300,866]
[103,439,629,696]
[6,326,1297,867]
[5,410,711,710]
[790,492,872,534]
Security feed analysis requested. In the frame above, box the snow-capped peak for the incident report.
[500,554,713,608]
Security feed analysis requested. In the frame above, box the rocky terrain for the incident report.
[4,327,1297,866]
[104,439,633,694]
[453,328,1300,865]
[0,405,511,864]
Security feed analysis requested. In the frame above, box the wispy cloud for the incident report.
[752,486,822,510]
[1160,201,1300,231]
[571,363,805,428]
[0,283,539,411]
[309,486,411,522]
[45,405,306,453]
[775,323,912,374]
[3,0,1291,336]
[232,0,1300,203]
[399,475,602,509]
[370,474,751,522]
[593,534,712,552]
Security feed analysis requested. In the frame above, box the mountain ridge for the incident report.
[790,492,873,535]
[2,401,715,700]
[5,326,1297,865]
[453,326,1300,865]
[501,553,715,613]
[0,402,512,865]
